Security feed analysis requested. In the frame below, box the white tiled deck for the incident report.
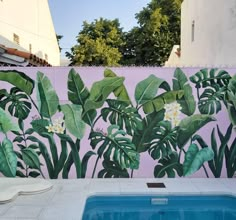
[0,178,236,220]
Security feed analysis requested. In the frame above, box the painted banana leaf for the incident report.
[135,74,170,107]
[67,68,96,126]
[104,69,131,104]
[21,148,41,170]
[142,90,184,114]
[177,114,216,149]
[84,76,125,113]
[172,68,196,116]
[61,104,86,140]
[101,99,143,136]
[36,71,59,118]
[0,70,35,95]
[89,125,139,170]
[227,75,236,127]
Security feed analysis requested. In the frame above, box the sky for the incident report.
[48,0,150,57]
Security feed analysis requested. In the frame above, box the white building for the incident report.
[166,0,236,67]
[0,0,60,66]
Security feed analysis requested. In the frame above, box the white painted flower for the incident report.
[46,124,55,133]
[164,101,182,127]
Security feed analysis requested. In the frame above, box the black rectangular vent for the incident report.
[147,182,166,188]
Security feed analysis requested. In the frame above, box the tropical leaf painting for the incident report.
[89,125,140,170]
[0,67,235,179]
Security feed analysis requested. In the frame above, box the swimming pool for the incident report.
[82,195,236,220]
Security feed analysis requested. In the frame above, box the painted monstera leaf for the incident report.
[143,90,184,114]
[177,114,216,149]
[36,72,59,118]
[0,87,32,120]
[227,75,236,127]
[67,68,96,126]
[104,69,131,104]
[0,107,20,134]
[154,152,183,178]
[190,68,231,89]
[148,121,178,160]
[133,110,165,153]
[98,160,129,178]
[101,99,143,136]
[198,85,226,115]
[61,104,86,139]
[89,125,140,169]
[0,138,17,177]
[183,144,214,176]
[135,74,170,107]
[84,77,124,113]
[173,68,196,116]
[0,70,35,95]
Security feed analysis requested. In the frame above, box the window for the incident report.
[13,33,20,45]
[29,44,32,53]
[191,20,195,42]
[45,54,48,61]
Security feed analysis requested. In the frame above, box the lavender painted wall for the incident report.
[0,67,235,179]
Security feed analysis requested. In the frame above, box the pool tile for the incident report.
[190,178,232,195]
[1,205,42,218]
[88,179,120,195]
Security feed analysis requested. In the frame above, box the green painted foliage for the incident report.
[36,72,59,118]
[190,68,231,89]
[135,74,170,106]
[154,152,183,178]
[98,160,129,178]
[148,121,178,160]
[173,68,196,115]
[61,104,86,140]
[0,138,17,177]
[177,114,216,148]
[67,68,96,126]
[0,107,20,134]
[84,77,124,113]
[101,99,143,136]
[0,87,32,120]
[31,119,49,134]
[0,70,34,95]
[133,110,165,153]
[183,144,214,176]
[90,125,139,169]
[104,69,131,104]
[22,148,41,170]
[143,90,184,114]
[227,75,236,127]
[198,85,226,115]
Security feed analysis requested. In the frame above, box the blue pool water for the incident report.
[82,195,236,220]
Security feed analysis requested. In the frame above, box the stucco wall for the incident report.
[181,0,236,66]
[0,0,60,66]
[0,67,235,179]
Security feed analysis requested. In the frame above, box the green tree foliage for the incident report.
[66,18,124,66]
[120,0,183,66]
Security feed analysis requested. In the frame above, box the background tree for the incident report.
[120,0,182,66]
[56,35,63,53]
[66,18,124,66]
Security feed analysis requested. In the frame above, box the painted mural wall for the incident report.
[0,67,235,179]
